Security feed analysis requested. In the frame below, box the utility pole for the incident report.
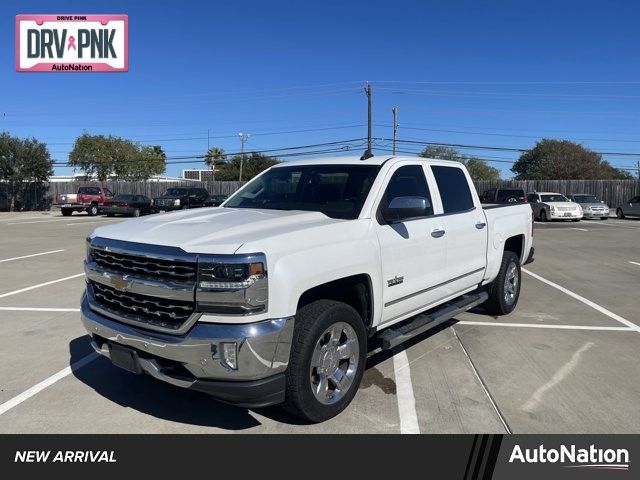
[238,132,250,181]
[637,160,640,180]
[392,106,398,155]
[361,83,374,160]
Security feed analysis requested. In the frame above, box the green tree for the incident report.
[68,134,166,180]
[214,151,280,181]
[204,147,226,168]
[511,139,632,180]
[420,146,501,181]
[0,132,53,211]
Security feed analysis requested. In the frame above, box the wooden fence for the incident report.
[2,179,639,212]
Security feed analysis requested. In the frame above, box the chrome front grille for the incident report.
[91,248,196,282]
[90,282,194,331]
[86,238,199,334]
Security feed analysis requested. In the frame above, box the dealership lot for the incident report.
[0,212,639,433]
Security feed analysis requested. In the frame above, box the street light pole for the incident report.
[392,106,398,155]
[238,133,250,181]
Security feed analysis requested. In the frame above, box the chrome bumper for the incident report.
[80,293,295,384]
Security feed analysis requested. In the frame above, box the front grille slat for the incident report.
[92,248,196,282]
[92,282,193,331]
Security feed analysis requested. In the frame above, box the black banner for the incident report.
[0,435,636,479]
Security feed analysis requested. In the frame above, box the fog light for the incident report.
[221,342,238,370]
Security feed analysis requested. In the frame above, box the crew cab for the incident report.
[153,187,209,211]
[527,192,583,222]
[81,156,534,422]
[55,186,114,216]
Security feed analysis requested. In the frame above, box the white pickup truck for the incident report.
[82,156,534,422]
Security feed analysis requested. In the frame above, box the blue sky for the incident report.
[3,0,640,178]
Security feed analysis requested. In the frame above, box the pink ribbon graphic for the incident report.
[67,36,77,50]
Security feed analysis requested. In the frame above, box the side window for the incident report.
[527,194,537,203]
[431,166,475,214]
[381,165,433,218]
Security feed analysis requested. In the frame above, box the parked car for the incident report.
[153,187,209,211]
[527,192,583,222]
[82,156,534,422]
[616,196,640,219]
[481,187,526,204]
[567,194,610,220]
[55,186,114,216]
[204,194,228,207]
[102,194,154,217]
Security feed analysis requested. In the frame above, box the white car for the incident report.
[81,156,534,422]
[527,192,583,222]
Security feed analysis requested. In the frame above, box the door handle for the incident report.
[475,222,487,229]
[431,229,445,238]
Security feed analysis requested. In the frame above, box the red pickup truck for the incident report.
[55,186,114,216]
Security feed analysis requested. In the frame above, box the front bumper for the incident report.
[80,294,294,407]
[583,210,609,219]
[549,211,582,220]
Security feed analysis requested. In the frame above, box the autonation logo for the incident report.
[509,444,630,471]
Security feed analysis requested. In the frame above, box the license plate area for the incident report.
[109,343,142,374]
[563,212,572,217]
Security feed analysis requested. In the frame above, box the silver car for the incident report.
[616,196,640,219]
[567,194,610,220]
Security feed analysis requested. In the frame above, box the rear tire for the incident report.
[485,251,521,316]
[61,208,72,217]
[540,209,548,222]
[132,208,141,217]
[87,205,98,216]
[283,300,366,423]
[617,208,625,219]
[571,219,580,222]
[601,217,608,220]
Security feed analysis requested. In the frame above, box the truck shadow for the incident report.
[69,336,266,430]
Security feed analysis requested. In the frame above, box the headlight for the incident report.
[173,199,181,206]
[550,205,556,213]
[196,253,268,315]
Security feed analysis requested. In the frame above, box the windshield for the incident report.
[573,195,598,203]
[113,194,135,202]
[224,164,381,220]
[163,188,188,196]
[541,194,568,202]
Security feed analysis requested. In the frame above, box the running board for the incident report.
[378,291,489,350]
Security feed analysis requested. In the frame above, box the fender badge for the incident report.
[387,276,404,287]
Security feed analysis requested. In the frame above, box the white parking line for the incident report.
[457,321,633,331]
[0,307,80,312]
[392,350,420,434]
[570,228,588,232]
[7,219,73,225]
[629,261,640,267]
[522,268,640,333]
[66,220,114,226]
[0,249,64,263]
[0,273,84,299]
[0,353,98,416]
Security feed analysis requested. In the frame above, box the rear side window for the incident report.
[431,166,474,214]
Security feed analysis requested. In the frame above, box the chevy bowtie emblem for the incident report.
[109,277,130,291]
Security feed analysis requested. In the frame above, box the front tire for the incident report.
[284,300,366,423]
[485,251,521,316]
[601,217,608,220]
[617,208,625,219]
[61,208,72,217]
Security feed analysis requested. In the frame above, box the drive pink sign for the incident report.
[16,14,128,72]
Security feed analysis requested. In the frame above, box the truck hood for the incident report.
[91,207,345,254]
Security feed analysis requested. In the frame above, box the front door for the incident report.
[375,163,448,326]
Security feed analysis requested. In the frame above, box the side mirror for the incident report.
[383,196,431,223]
[601,200,604,203]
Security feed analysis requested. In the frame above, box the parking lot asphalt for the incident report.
[0,211,639,433]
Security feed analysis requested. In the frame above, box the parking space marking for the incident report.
[0,307,80,312]
[0,249,64,263]
[629,261,640,267]
[7,219,76,225]
[66,220,115,226]
[453,327,511,433]
[0,273,84,299]
[521,342,594,413]
[0,353,97,416]
[457,321,633,331]
[522,268,640,333]
[570,228,588,232]
[392,350,420,434]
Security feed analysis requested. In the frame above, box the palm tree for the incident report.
[204,147,226,168]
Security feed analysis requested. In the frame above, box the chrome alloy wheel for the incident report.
[503,262,519,306]
[309,322,360,405]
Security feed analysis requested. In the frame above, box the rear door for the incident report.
[375,163,449,325]
[429,165,487,295]
[630,196,640,216]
